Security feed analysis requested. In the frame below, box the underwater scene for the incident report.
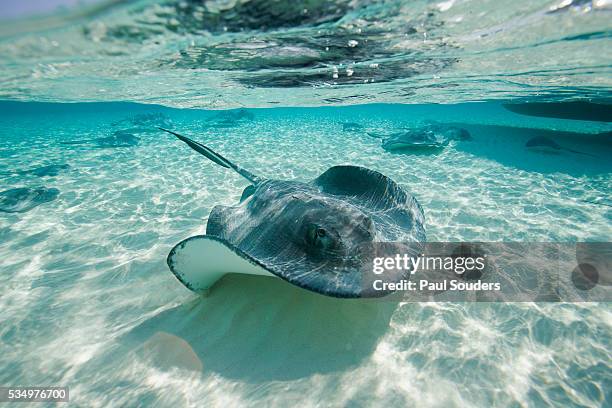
[1,0,611,407]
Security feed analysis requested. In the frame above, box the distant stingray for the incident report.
[525,136,595,157]
[0,187,59,213]
[342,122,364,132]
[381,131,449,152]
[369,123,471,153]
[1,164,70,177]
[158,128,425,298]
[207,109,254,128]
[62,131,139,148]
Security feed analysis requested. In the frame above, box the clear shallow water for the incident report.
[0,101,611,406]
[1,0,611,108]
[0,0,611,406]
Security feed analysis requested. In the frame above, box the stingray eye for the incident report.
[305,223,335,250]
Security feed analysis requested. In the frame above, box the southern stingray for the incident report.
[0,187,59,213]
[369,123,471,153]
[159,128,425,298]
[525,136,595,157]
[207,109,254,128]
[342,122,364,132]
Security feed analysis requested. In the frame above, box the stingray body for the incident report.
[525,136,593,156]
[342,122,363,132]
[207,109,254,128]
[62,131,139,148]
[129,113,172,128]
[96,131,140,148]
[370,123,470,153]
[0,187,59,213]
[382,131,449,152]
[160,128,425,298]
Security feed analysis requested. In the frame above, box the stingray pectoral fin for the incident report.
[239,185,256,202]
[314,165,408,210]
[167,235,276,293]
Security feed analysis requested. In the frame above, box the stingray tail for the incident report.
[565,148,598,158]
[158,127,261,184]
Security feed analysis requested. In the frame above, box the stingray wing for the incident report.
[312,165,425,242]
[167,234,393,298]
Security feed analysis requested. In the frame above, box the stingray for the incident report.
[207,109,254,128]
[0,187,59,213]
[525,136,594,157]
[342,122,364,132]
[369,124,470,153]
[62,131,139,148]
[381,131,450,152]
[1,164,70,177]
[95,131,140,148]
[159,128,425,298]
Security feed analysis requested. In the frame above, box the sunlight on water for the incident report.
[0,0,611,108]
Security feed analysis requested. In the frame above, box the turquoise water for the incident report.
[0,101,611,406]
[1,0,612,406]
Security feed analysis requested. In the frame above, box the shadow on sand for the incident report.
[121,274,397,381]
